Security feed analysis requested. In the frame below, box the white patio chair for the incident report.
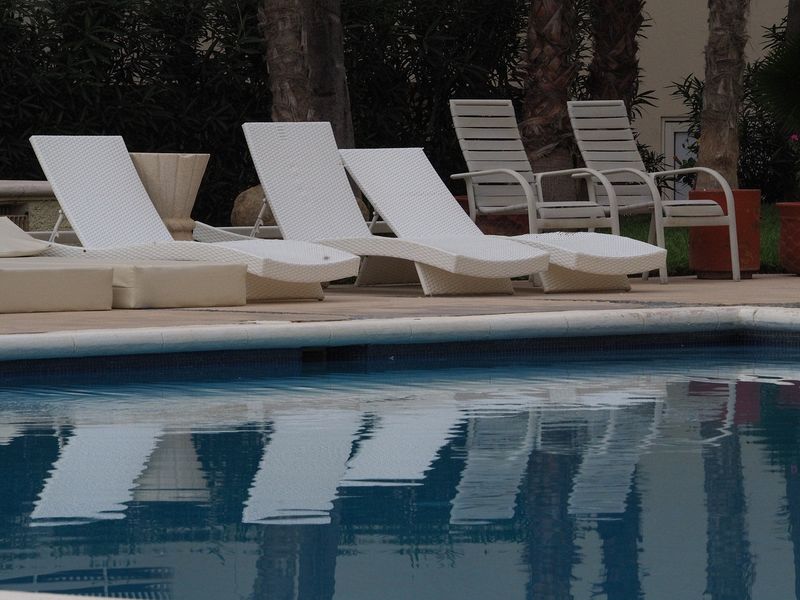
[339,147,667,293]
[449,98,620,235]
[221,121,551,297]
[29,135,361,300]
[567,99,740,281]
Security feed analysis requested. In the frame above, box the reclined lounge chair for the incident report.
[29,135,361,300]
[199,122,551,296]
[339,148,667,293]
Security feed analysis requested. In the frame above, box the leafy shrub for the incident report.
[0,0,270,224]
[342,0,529,188]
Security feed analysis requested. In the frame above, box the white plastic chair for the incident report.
[29,135,361,300]
[567,100,740,281]
[231,121,550,296]
[449,98,620,235]
[339,147,667,293]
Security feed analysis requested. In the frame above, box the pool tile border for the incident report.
[1,306,799,364]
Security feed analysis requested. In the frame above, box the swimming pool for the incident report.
[0,347,798,599]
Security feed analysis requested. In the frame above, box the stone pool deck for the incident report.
[1,275,799,361]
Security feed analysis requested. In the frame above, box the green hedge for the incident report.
[0,0,270,224]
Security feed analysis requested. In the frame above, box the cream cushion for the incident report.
[0,217,51,257]
[0,261,113,313]
[1,258,247,310]
[110,261,247,309]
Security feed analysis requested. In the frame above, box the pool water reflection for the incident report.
[0,348,799,599]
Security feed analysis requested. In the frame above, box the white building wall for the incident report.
[636,0,786,159]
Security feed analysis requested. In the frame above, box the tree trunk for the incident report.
[259,0,354,148]
[586,0,644,117]
[788,0,800,41]
[521,0,579,201]
[695,0,751,190]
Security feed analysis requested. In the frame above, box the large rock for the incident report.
[230,184,371,227]
[231,185,271,227]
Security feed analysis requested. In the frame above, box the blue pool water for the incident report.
[1,347,800,599]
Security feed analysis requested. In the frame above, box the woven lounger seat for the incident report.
[234,121,549,296]
[338,147,666,293]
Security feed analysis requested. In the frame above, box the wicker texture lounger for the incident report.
[29,135,361,300]
[339,147,667,293]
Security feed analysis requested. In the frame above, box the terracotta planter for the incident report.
[130,152,210,241]
[688,189,761,279]
[777,202,800,274]
[453,195,529,236]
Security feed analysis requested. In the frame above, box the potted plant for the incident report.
[687,0,760,280]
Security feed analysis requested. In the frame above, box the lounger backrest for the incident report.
[567,100,652,207]
[449,99,537,212]
[339,148,482,239]
[242,122,371,241]
[30,135,173,248]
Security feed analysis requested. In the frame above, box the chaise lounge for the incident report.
[195,121,552,297]
[29,135,361,300]
[339,147,667,292]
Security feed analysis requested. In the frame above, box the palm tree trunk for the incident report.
[696,0,751,189]
[586,0,644,116]
[259,0,354,148]
[521,0,579,201]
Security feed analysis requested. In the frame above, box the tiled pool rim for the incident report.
[1,306,799,365]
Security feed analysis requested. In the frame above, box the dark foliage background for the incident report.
[0,0,270,224]
[1,0,657,224]
[342,0,529,192]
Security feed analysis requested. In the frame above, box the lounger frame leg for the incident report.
[246,275,324,301]
[537,265,631,293]
[415,265,514,296]
[355,256,421,286]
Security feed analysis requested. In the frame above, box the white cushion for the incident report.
[662,199,724,218]
[0,217,51,257]
[539,202,607,219]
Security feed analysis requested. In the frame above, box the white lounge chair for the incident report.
[29,135,361,300]
[224,121,550,296]
[567,99,740,281]
[449,98,620,235]
[338,147,667,292]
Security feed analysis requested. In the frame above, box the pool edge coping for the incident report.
[1,305,798,362]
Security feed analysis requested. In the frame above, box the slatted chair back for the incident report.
[449,99,537,216]
[567,100,653,209]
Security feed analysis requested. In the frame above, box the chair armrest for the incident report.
[451,168,540,230]
[451,168,534,190]
[451,168,537,206]
[652,167,736,221]
[574,167,662,213]
[538,168,620,228]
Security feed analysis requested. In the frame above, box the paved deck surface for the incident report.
[3,275,798,336]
